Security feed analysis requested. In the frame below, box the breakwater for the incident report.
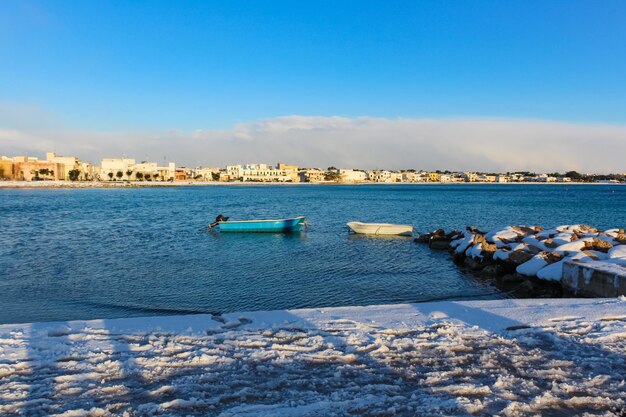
[416,225,626,298]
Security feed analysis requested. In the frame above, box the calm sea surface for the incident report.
[1,184,624,324]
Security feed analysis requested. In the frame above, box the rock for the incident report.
[414,234,430,243]
[615,233,626,244]
[499,236,523,245]
[464,257,486,271]
[515,280,536,297]
[526,245,543,255]
[481,241,498,255]
[481,264,504,277]
[580,250,600,261]
[574,225,599,235]
[544,251,563,264]
[446,230,463,240]
[508,250,535,265]
[472,234,486,244]
[583,238,613,253]
[513,226,539,235]
[429,236,451,250]
[466,226,486,235]
[431,229,446,237]
[497,273,524,285]
[452,251,466,264]
[543,239,559,249]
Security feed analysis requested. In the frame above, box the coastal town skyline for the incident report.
[1,150,624,184]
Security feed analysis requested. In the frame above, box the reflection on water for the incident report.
[0,184,624,324]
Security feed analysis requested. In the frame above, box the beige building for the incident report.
[13,160,63,181]
[46,152,81,180]
[463,172,478,182]
[277,163,300,182]
[298,168,326,183]
[477,175,497,183]
[193,167,221,181]
[427,172,441,182]
[0,157,13,179]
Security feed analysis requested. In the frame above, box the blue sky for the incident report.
[1,1,626,172]
[1,0,626,130]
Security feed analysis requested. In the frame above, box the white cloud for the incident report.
[1,104,625,173]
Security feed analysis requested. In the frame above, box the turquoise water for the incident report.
[0,184,624,324]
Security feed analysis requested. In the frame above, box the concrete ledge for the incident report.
[562,260,626,297]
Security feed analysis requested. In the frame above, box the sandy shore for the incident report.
[1,298,625,416]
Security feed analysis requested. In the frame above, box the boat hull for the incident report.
[218,216,306,233]
[347,221,413,236]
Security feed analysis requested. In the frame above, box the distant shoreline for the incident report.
[0,180,623,189]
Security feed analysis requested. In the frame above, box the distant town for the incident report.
[1,152,625,184]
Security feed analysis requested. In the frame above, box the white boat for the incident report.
[346,221,414,236]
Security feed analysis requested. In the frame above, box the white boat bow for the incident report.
[346,221,414,236]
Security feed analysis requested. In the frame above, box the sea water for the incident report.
[0,184,624,324]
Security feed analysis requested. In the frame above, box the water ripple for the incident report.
[0,184,624,324]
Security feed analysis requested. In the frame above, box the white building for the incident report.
[367,170,392,183]
[193,167,221,181]
[100,158,136,180]
[339,169,367,183]
[46,152,82,180]
[537,174,557,183]
[226,164,292,182]
[402,171,426,183]
[100,158,175,181]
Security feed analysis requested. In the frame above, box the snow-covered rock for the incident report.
[608,245,626,259]
[554,239,590,253]
[536,259,566,281]
[517,254,548,276]
[485,226,522,243]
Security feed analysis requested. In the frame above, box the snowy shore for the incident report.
[1,298,625,416]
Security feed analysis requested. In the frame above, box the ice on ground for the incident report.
[1,299,625,417]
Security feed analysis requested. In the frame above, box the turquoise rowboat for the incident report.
[217,216,306,233]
